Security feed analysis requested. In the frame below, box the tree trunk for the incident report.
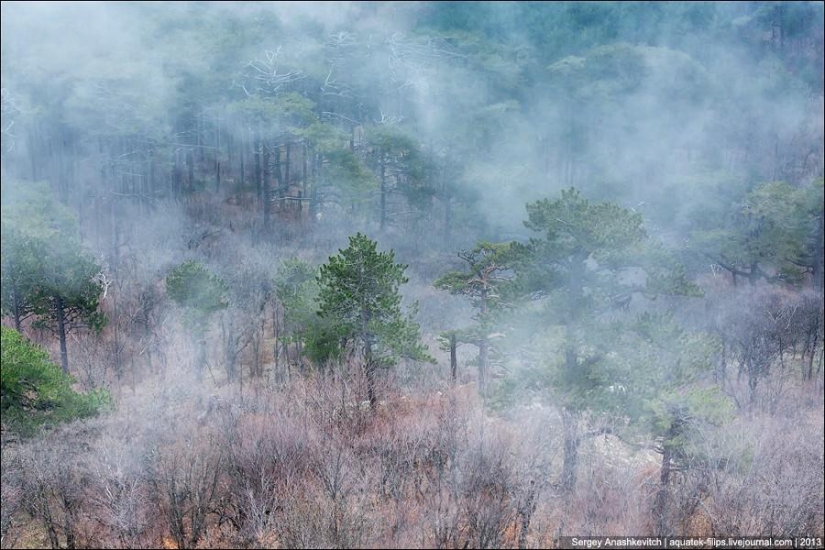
[450,332,457,383]
[302,141,308,215]
[110,193,119,266]
[362,304,378,409]
[186,149,194,190]
[748,262,760,285]
[254,130,262,201]
[380,152,387,230]
[364,333,378,410]
[478,288,490,396]
[806,328,818,381]
[56,297,69,374]
[478,338,488,396]
[814,205,824,290]
[275,144,283,202]
[173,149,182,199]
[310,150,321,222]
[654,444,672,535]
[62,492,77,550]
[239,133,246,186]
[518,482,537,550]
[196,335,206,382]
[653,411,684,535]
[222,315,236,382]
[148,148,155,205]
[560,408,579,493]
[444,195,452,242]
[262,140,271,233]
[366,360,377,409]
[285,141,291,193]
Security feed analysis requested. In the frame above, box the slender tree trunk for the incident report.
[275,144,283,201]
[363,337,377,410]
[60,482,81,550]
[654,443,672,535]
[366,357,377,409]
[806,329,819,381]
[148,148,155,205]
[518,482,537,550]
[444,195,452,242]
[302,141,308,206]
[222,315,235,382]
[310,150,321,221]
[239,133,245,187]
[251,330,261,379]
[450,332,457,383]
[560,408,579,493]
[110,194,119,266]
[262,139,271,233]
[172,149,181,199]
[654,412,683,536]
[254,130,262,201]
[187,149,194,190]
[478,289,489,396]
[29,129,38,181]
[56,297,69,373]
[380,152,387,230]
[112,293,122,385]
[478,338,488,396]
[813,206,824,290]
[285,141,291,191]
[749,262,760,285]
[362,306,378,408]
[196,334,206,382]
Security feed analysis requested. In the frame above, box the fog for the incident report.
[1,2,823,548]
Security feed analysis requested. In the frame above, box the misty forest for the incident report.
[1,2,824,548]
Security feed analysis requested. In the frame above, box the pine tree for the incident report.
[435,241,518,395]
[166,261,228,381]
[1,326,109,436]
[2,182,106,373]
[519,187,701,492]
[316,233,432,407]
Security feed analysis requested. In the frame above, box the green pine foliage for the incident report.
[1,182,107,371]
[166,260,229,331]
[1,326,110,436]
[0,224,44,328]
[316,232,433,368]
[688,179,824,285]
[29,238,108,335]
[435,241,519,391]
[275,258,322,356]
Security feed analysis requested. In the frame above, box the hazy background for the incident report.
[1,2,823,548]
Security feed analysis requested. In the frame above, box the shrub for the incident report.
[0,326,109,436]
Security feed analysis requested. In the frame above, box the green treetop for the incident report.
[1,182,106,374]
[166,260,228,380]
[689,180,823,286]
[316,232,433,407]
[1,326,109,437]
[435,241,518,394]
[517,187,701,492]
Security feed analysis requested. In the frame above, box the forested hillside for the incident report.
[1,2,823,548]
